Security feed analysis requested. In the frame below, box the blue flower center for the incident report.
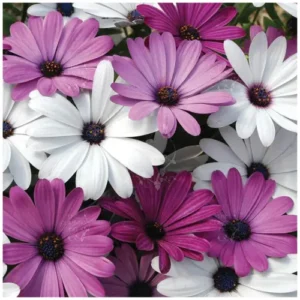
[224,220,251,241]
[249,86,271,107]
[40,61,63,78]
[129,281,153,297]
[180,25,200,41]
[145,222,165,241]
[127,9,144,22]
[38,233,64,261]
[3,121,14,139]
[82,122,105,145]
[213,267,239,292]
[56,3,74,17]
[157,86,179,106]
[247,162,270,180]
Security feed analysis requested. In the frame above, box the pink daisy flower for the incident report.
[101,243,166,297]
[111,32,234,138]
[100,169,222,274]
[137,3,245,60]
[203,168,297,277]
[3,11,114,101]
[3,179,115,297]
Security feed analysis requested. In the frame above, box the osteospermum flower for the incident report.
[27,60,164,200]
[100,169,222,273]
[208,31,297,147]
[111,32,234,138]
[101,243,166,297]
[3,11,113,101]
[193,126,297,214]
[203,168,297,276]
[2,83,46,190]
[152,254,297,297]
[137,3,245,60]
[3,179,115,297]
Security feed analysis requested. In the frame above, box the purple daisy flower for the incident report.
[111,32,234,138]
[202,168,297,277]
[3,11,114,101]
[101,243,166,297]
[3,179,115,297]
[100,169,222,274]
[137,3,245,61]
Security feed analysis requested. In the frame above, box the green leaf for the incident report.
[3,13,16,36]
[265,3,284,28]
[263,16,280,29]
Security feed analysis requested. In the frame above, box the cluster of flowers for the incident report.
[2,2,297,298]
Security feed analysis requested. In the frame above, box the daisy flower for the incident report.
[203,168,297,277]
[73,3,145,28]
[208,31,297,147]
[3,179,115,297]
[27,3,92,23]
[2,83,46,190]
[151,253,297,297]
[100,169,222,274]
[111,32,234,138]
[137,3,245,60]
[193,126,297,214]
[101,243,166,297]
[3,11,113,101]
[254,2,297,18]
[27,60,164,200]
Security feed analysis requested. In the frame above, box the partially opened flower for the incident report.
[254,3,297,18]
[3,179,114,297]
[27,60,164,200]
[101,243,166,297]
[208,31,297,147]
[193,126,297,214]
[203,168,297,277]
[151,254,297,297]
[2,83,46,190]
[3,11,113,101]
[112,32,234,138]
[100,169,222,274]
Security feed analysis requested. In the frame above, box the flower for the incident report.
[27,3,92,23]
[101,243,166,297]
[151,253,297,297]
[137,3,245,60]
[3,233,20,298]
[73,3,145,28]
[111,32,234,138]
[254,3,297,18]
[3,11,113,101]
[193,126,297,214]
[202,168,297,276]
[27,60,164,200]
[3,179,115,297]
[100,169,222,274]
[2,83,46,190]
[208,31,297,147]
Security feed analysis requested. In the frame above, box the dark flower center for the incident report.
[157,86,179,106]
[127,9,144,22]
[3,121,14,139]
[247,162,270,180]
[40,61,63,78]
[224,220,251,241]
[213,267,239,292]
[288,17,297,36]
[82,122,105,145]
[248,86,271,107]
[145,222,165,240]
[180,25,200,41]
[38,233,64,261]
[129,281,153,297]
[57,3,74,17]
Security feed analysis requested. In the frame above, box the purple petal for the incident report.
[157,106,177,138]
[3,243,37,265]
[11,79,39,101]
[233,242,251,277]
[164,235,210,253]
[40,262,60,297]
[176,103,219,114]
[136,233,154,251]
[111,82,154,100]
[158,240,184,261]
[37,77,57,96]
[111,221,142,243]
[180,91,234,105]
[129,101,159,120]
[201,26,245,40]
[172,108,201,136]
[52,76,80,97]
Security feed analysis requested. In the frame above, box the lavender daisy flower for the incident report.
[111,32,234,138]
[3,11,113,101]
[101,243,166,297]
[3,179,115,297]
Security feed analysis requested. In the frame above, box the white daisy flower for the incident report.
[208,31,297,147]
[2,84,46,191]
[3,233,20,298]
[193,126,297,214]
[254,3,297,18]
[72,3,145,28]
[152,253,297,297]
[27,60,164,200]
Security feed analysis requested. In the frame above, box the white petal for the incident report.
[273,95,296,104]
[268,109,297,133]
[248,129,267,163]
[249,32,268,83]
[3,139,11,172]
[202,289,221,297]
[270,171,297,191]
[147,131,168,153]
[236,105,257,139]
[271,78,297,97]
[27,4,55,16]
[271,103,297,121]
[3,83,14,120]
[267,255,297,274]
[73,91,91,123]
[102,149,133,198]
[224,40,253,87]
[76,145,108,200]
[73,3,127,18]
[269,151,296,173]
[99,18,125,28]
[3,171,13,191]
[236,285,273,297]
[39,141,89,182]
[256,109,275,147]
[278,3,297,17]
[72,9,92,21]
[3,282,20,298]
[193,179,212,191]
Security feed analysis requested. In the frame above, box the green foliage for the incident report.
[3,13,16,36]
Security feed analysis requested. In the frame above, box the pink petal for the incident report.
[11,79,39,101]
[111,221,142,243]
[157,106,177,138]
[164,235,210,253]
[172,108,201,136]
[111,82,154,100]
[176,103,219,114]
[129,101,159,120]
[158,246,171,274]
[37,77,56,96]
[52,76,80,97]
[136,233,154,251]
[158,240,184,261]
[3,243,37,265]
[40,262,60,297]
[227,168,243,219]
[233,242,251,277]
[180,91,234,105]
